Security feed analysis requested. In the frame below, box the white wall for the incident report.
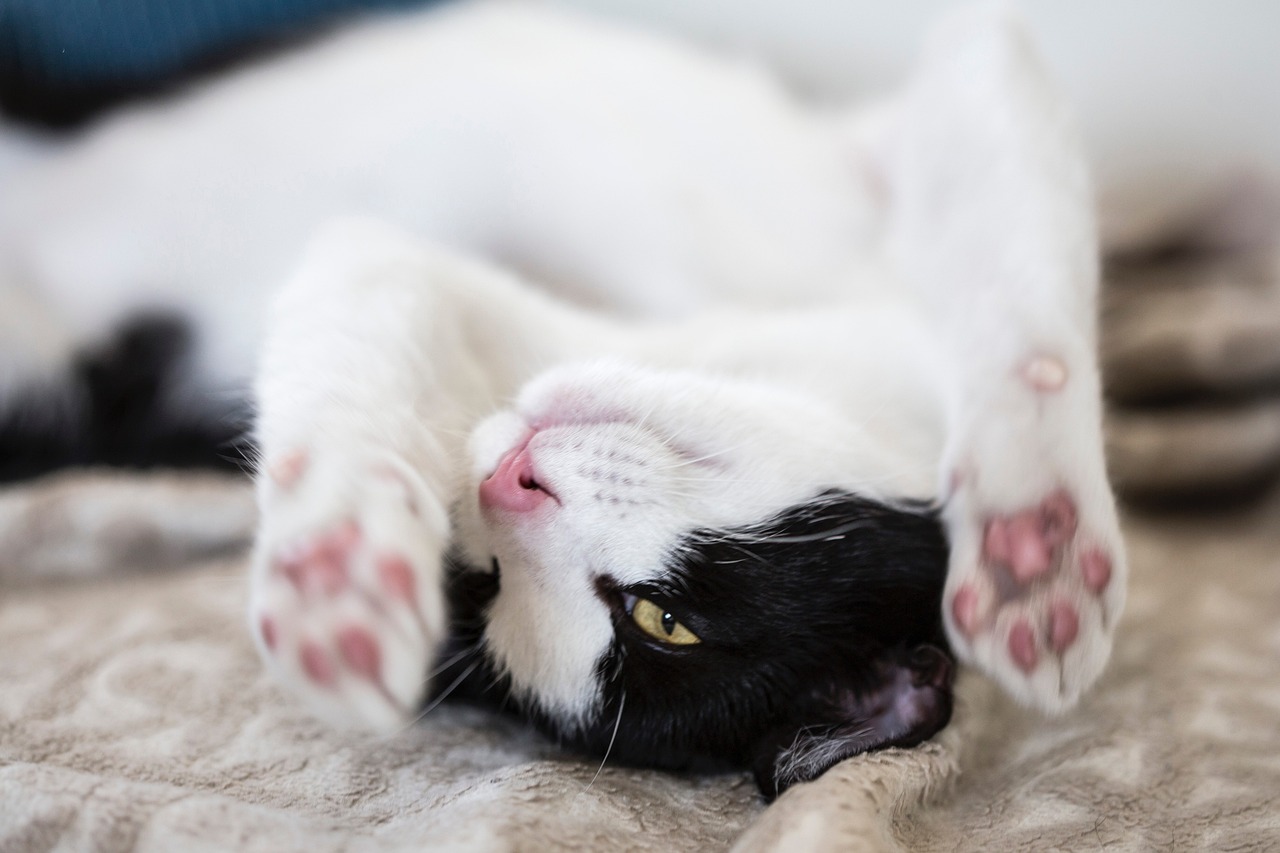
[553,0,1280,246]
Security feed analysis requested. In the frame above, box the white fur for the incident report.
[0,2,878,401]
[0,3,1125,730]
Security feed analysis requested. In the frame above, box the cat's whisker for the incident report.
[425,644,481,682]
[581,690,626,795]
[217,432,260,475]
[731,518,881,545]
[403,658,482,732]
[656,438,753,471]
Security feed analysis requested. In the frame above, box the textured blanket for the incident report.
[4,244,1280,851]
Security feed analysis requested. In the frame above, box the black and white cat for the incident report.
[0,3,1124,797]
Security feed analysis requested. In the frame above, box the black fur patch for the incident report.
[0,314,251,481]
[434,490,953,799]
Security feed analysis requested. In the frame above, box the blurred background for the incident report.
[3,0,1280,503]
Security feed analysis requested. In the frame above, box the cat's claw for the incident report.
[249,449,447,729]
[943,488,1123,713]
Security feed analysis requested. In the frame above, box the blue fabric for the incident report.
[0,0,441,84]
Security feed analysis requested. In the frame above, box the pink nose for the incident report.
[480,444,554,512]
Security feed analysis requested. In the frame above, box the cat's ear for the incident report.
[750,644,954,801]
[874,6,1098,315]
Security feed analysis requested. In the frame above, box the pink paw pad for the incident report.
[982,492,1076,584]
[1007,619,1038,672]
[337,626,382,682]
[377,554,417,602]
[268,449,309,489]
[1048,600,1080,653]
[300,642,337,687]
[952,488,1114,682]
[951,583,984,637]
[1022,354,1068,392]
[260,616,278,651]
[275,521,361,595]
[1080,549,1113,593]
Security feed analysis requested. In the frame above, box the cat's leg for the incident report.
[885,9,1124,712]
[248,218,604,728]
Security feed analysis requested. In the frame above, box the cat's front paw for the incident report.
[943,486,1125,713]
[248,448,448,729]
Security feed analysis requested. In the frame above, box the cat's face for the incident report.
[449,362,954,797]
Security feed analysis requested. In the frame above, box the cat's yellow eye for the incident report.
[630,597,701,646]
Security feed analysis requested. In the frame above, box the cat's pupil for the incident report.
[661,611,676,635]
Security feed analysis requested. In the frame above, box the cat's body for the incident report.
[0,4,879,415]
[0,3,1124,796]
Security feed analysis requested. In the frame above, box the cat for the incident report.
[0,3,1124,798]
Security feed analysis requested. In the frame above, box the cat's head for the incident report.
[449,361,953,799]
